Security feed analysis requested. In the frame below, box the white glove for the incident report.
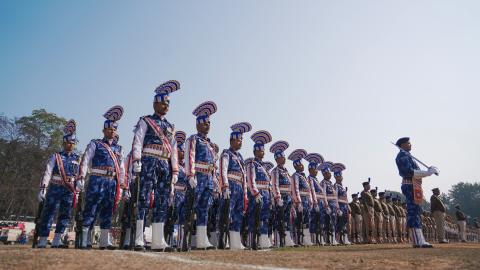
[171,174,178,184]
[314,204,320,212]
[337,209,343,217]
[297,203,303,213]
[133,160,142,173]
[255,193,263,204]
[223,189,230,199]
[428,166,439,175]
[413,169,432,178]
[277,198,284,207]
[189,177,197,189]
[75,179,85,192]
[326,207,332,215]
[37,189,46,202]
[122,189,131,201]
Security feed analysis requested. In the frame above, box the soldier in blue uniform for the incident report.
[246,130,273,249]
[270,141,296,247]
[37,120,80,248]
[218,122,252,250]
[332,163,351,245]
[78,106,126,250]
[131,81,180,252]
[184,101,218,250]
[304,153,324,246]
[319,161,340,246]
[395,137,439,248]
[288,149,313,246]
[172,131,188,250]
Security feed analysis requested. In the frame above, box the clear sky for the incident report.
[1,1,479,196]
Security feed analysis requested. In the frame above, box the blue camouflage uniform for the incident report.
[39,151,80,236]
[321,178,338,235]
[309,175,326,235]
[247,158,272,234]
[271,166,293,231]
[334,182,349,235]
[396,150,422,229]
[293,172,312,227]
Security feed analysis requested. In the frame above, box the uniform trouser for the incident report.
[363,207,374,238]
[396,216,402,238]
[309,201,325,234]
[433,211,446,241]
[374,212,383,239]
[336,203,349,235]
[382,214,389,238]
[174,190,186,225]
[83,176,117,229]
[39,184,74,236]
[323,201,337,236]
[352,214,362,238]
[229,181,245,232]
[280,193,293,231]
[248,189,271,234]
[458,220,467,241]
[389,215,397,238]
[137,156,172,223]
[401,183,422,229]
[209,195,220,233]
[195,172,213,226]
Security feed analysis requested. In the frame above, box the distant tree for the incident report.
[0,110,66,219]
[448,182,480,219]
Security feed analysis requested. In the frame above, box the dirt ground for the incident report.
[1,243,479,270]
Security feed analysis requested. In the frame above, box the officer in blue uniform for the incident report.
[332,163,351,245]
[184,101,218,250]
[319,161,340,246]
[131,81,180,252]
[172,131,187,249]
[288,149,313,246]
[269,141,296,247]
[304,153,324,246]
[78,106,126,250]
[395,137,439,248]
[246,130,273,249]
[218,122,252,250]
[37,120,80,248]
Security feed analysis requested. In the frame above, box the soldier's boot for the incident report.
[319,234,326,246]
[284,231,296,247]
[196,225,216,250]
[209,230,219,247]
[331,233,338,246]
[122,228,131,249]
[99,229,116,250]
[344,233,352,245]
[38,237,48,248]
[134,220,146,251]
[151,222,174,252]
[259,234,272,249]
[302,229,313,246]
[229,231,245,250]
[51,233,62,248]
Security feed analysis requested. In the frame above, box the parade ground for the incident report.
[1,243,479,270]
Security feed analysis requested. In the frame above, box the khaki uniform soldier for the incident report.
[371,189,384,243]
[361,180,375,244]
[386,196,397,243]
[430,187,448,243]
[378,192,390,242]
[392,197,403,243]
[349,193,362,244]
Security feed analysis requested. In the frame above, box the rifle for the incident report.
[295,206,304,246]
[181,187,195,251]
[217,197,230,249]
[251,198,262,250]
[119,197,130,249]
[32,200,44,248]
[74,191,85,248]
[390,142,438,175]
[164,204,175,246]
[276,203,286,247]
[129,173,140,250]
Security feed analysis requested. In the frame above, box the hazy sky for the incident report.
[1,1,479,196]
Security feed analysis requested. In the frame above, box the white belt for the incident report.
[91,168,116,176]
[327,195,336,200]
[316,194,325,200]
[279,187,290,192]
[143,148,170,159]
[257,184,269,189]
[195,163,214,170]
[227,173,242,181]
[174,185,187,192]
[52,175,63,181]
[299,191,310,196]
[338,199,348,204]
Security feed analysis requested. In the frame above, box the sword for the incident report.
[390,142,439,176]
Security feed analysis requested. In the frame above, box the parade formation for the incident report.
[32,80,472,252]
